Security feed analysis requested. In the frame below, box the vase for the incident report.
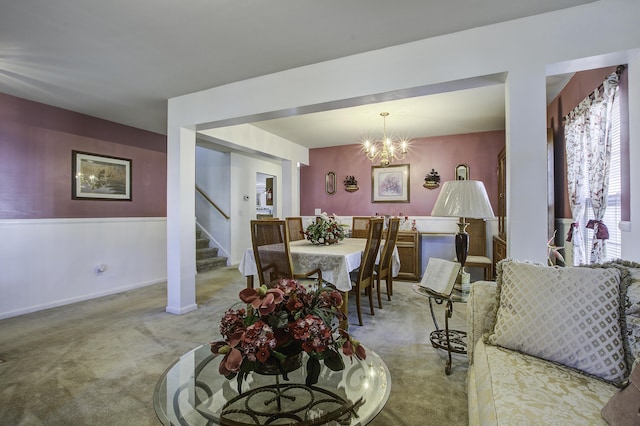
[308,237,339,245]
[256,352,304,376]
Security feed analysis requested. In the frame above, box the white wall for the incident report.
[167,0,640,313]
[0,218,166,319]
[229,153,283,264]
[195,146,231,258]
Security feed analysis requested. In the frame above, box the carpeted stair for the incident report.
[196,229,227,272]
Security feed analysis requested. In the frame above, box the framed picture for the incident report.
[455,163,469,181]
[371,164,410,203]
[72,151,132,200]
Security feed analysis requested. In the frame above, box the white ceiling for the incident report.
[0,1,590,146]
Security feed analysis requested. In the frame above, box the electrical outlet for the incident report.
[94,264,107,275]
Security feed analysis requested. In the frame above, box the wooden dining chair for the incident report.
[374,217,401,307]
[350,217,384,326]
[351,216,371,238]
[285,217,305,241]
[250,220,322,288]
[463,218,493,280]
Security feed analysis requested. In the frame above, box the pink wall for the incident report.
[300,131,504,216]
[0,93,167,219]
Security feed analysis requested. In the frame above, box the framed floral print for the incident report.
[72,151,132,200]
[371,164,410,203]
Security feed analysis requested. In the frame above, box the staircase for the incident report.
[196,229,227,273]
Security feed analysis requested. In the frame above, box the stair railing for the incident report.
[196,185,230,220]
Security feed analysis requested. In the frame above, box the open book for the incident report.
[419,258,461,296]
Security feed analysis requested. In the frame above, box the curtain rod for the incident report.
[562,65,625,121]
[584,64,625,102]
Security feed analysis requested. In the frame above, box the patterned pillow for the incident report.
[583,259,640,375]
[485,259,627,383]
[623,266,640,365]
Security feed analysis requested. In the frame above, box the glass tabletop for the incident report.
[411,284,469,303]
[153,344,391,425]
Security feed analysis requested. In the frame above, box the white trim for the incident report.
[0,217,166,226]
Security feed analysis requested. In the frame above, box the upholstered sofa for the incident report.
[466,259,640,425]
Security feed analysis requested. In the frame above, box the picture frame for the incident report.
[325,171,336,195]
[371,164,410,203]
[455,163,469,181]
[72,151,132,200]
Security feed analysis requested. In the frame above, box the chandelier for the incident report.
[362,112,410,167]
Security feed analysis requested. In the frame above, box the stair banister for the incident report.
[195,185,230,220]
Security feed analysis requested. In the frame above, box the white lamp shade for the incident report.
[431,180,495,219]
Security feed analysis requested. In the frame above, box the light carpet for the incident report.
[0,267,468,425]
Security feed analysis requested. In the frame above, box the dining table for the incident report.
[238,238,400,328]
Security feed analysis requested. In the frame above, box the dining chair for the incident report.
[351,216,371,238]
[350,217,384,326]
[462,218,493,280]
[250,220,322,288]
[285,217,305,241]
[374,217,401,307]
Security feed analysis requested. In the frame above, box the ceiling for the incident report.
[0,1,591,147]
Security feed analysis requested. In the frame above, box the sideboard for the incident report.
[396,231,421,281]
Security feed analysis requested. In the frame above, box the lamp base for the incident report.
[455,218,470,293]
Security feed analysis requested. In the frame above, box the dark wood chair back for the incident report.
[286,217,305,241]
[351,217,384,326]
[250,220,293,287]
[351,216,372,238]
[375,217,401,306]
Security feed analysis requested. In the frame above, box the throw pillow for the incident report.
[601,360,640,426]
[486,259,627,383]
[581,259,640,375]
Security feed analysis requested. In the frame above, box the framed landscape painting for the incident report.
[371,164,410,203]
[72,151,132,200]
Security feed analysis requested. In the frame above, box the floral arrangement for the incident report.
[303,212,347,245]
[424,169,441,184]
[210,278,366,391]
[343,175,358,186]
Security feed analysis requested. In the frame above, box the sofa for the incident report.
[466,259,640,425]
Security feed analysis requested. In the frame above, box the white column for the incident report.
[504,66,549,264]
[166,126,197,314]
[281,160,300,218]
[623,55,640,261]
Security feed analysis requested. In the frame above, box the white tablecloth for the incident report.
[238,238,400,292]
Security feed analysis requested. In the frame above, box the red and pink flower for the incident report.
[212,278,366,384]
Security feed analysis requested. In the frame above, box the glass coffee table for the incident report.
[153,343,390,425]
[412,284,469,375]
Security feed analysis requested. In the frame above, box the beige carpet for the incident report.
[0,267,468,425]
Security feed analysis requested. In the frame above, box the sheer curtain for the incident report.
[564,72,619,265]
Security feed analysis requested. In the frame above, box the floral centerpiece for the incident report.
[210,278,366,392]
[304,212,347,245]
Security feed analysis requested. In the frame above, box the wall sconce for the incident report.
[344,175,359,192]
[423,169,440,190]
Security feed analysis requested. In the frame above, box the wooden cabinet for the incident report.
[396,231,420,281]
[493,235,507,271]
[497,147,506,240]
[494,147,506,273]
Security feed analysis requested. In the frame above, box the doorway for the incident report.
[256,173,275,219]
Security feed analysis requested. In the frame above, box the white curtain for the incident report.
[565,101,589,265]
[564,72,619,265]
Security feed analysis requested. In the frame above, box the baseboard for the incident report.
[165,303,198,315]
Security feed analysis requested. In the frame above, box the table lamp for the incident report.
[431,180,495,288]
